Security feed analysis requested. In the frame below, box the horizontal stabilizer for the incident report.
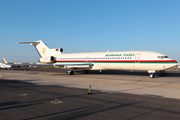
[17,40,62,57]
[17,42,40,46]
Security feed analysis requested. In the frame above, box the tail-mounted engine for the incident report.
[39,56,55,63]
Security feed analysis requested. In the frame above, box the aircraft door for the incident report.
[86,56,89,62]
[135,54,140,63]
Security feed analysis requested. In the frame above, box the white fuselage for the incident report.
[0,63,11,69]
[52,51,177,71]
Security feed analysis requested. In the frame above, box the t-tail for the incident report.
[17,40,63,63]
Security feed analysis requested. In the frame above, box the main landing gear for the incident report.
[67,70,90,75]
[82,70,89,74]
[67,69,74,75]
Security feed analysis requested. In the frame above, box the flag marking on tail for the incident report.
[42,48,46,54]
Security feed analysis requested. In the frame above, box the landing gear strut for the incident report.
[67,70,74,75]
[148,70,155,78]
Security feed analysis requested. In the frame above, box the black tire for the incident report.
[70,70,74,75]
[82,70,89,74]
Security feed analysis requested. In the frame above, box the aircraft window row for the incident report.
[157,56,168,59]
[58,57,132,60]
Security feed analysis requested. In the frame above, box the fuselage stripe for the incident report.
[55,60,177,64]
[34,46,42,58]
[55,60,177,63]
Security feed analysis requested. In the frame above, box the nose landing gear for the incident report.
[149,73,155,78]
[148,70,155,78]
[149,70,169,78]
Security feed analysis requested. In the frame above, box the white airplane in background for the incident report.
[0,58,11,69]
[17,40,178,78]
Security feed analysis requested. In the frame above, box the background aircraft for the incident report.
[17,40,178,78]
[0,58,11,69]
[0,58,21,69]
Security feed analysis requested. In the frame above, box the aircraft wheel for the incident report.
[67,71,70,75]
[71,70,74,75]
[82,70,89,74]
[67,70,74,75]
[149,74,154,78]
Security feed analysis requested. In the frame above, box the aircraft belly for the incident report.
[131,63,177,71]
[91,63,134,70]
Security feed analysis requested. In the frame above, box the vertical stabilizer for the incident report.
[2,58,8,64]
[33,40,50,57]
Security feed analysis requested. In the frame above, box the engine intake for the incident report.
[51,56,55,61]
[60,48,63,52]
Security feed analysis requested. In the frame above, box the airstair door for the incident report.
[135,54,140,63]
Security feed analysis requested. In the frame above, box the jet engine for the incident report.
[39,56,55,63]
[60,48,63,52]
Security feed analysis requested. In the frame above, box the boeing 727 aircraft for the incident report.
[17,40,178,78]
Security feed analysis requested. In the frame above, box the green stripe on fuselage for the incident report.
[34,46,41,57]
[55,62,177,64]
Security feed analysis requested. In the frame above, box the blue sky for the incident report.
[0,0,180,63]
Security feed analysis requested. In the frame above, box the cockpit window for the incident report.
[157,56,168,59]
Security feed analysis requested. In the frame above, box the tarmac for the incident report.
[1,68,180,120]
[1,68,180,99]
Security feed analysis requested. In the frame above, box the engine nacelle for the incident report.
[39,56,55,63]
[60,48,63,52]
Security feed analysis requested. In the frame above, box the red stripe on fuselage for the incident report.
[55,60,177,63]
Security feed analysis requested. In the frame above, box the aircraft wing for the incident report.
[14,63,94,69]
